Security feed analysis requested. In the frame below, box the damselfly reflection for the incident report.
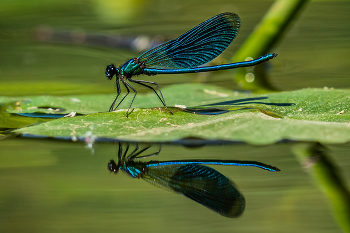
[108,143,280,218]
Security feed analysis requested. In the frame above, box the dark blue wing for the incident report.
[142,164,245,218]
[138,12,240,69]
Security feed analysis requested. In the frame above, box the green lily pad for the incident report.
[0,96,18,104]
[0,101,51,135]
[7,84,242,114]
[9,84,350,144]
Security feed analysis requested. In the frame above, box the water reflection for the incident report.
[108,143,280,218]
[293,143,350,232]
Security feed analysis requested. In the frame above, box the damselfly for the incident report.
[105,12,277,116]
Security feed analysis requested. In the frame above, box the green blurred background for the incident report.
[1,0,350,96]
[1,0,350,233]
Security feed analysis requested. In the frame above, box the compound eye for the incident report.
[106,64,117,80]
[108,160,119,173]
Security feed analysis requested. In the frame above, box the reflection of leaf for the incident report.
[10,84,350,144]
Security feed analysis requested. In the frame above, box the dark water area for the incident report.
[1,0,350,232]
[1,138,350,233]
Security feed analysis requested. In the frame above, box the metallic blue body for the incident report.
[146,159,279,172]
[143,54,276,74]
[105,12,277,116]
[119,58,143,76]
[119,159,279,178]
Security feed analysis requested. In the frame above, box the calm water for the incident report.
[0,139,349,233]
[1,0,350,232]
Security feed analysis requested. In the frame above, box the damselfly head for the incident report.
[108,159,119,173]
[105,64,119,80]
